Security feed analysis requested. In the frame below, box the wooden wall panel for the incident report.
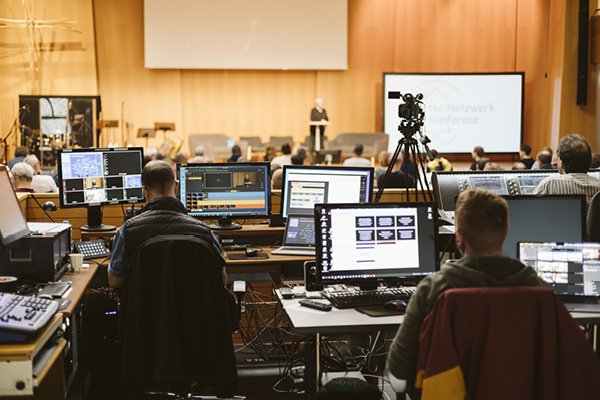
[0,0,97,159]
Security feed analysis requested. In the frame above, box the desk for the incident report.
[225,248,312,283]
[278,291,600,399]
[0,265,98,399]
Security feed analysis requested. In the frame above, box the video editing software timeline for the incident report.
[178,163,270,218]
[59,148,143,206]
[281,166,373,218]
[315,203,437,282]
[519,242,600,297]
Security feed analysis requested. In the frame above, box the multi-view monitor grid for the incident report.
[58,148,144,207]
[178,163,270,219]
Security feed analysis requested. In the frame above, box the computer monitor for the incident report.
[503,195,585,259]
[0,165,30,244]
[315,202,438,288]
[280,165,374,219]
[57,147,144,231]
[518,242,600,298]
[177,162,271,230]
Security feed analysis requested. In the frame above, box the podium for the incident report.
[309,120,330,152]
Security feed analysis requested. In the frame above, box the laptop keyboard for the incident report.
[271,246,315,256]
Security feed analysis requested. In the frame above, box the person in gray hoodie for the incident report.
[386,189,548,390]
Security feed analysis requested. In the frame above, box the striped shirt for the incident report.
[533,173,600,205]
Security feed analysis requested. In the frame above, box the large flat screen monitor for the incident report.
[177,162,270,230]
[280,166,374,219]
[518,242,600,298]
[57,147,144,231]
[0,165,30,244]
[503,196,585,259]
[315,202,438,287]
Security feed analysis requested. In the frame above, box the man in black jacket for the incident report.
[108,160,224,288]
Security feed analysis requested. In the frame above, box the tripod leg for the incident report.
[375,139,404,202]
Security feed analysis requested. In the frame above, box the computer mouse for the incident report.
[384,299,408,312]
[245,247,258,257]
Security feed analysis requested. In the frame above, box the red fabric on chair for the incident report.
[415,287,600,400]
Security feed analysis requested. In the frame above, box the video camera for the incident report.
[388,91,425,138]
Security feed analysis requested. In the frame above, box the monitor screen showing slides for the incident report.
[280,166,374,219]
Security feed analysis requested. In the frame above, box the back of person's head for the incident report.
[455,189,508,254]
[520,144,532,156]
[231,144,241,155]
[378,150,390,167]
[537,150,552,165]
[483,162,502,171]
[476,157,490,170]
[296,148,307,160]
[24,154,40,169]
[281,143,292,155]
[512,161,527,170]
[173,151,187,164]
[542,146,554,156]
[14,146,29,158]
[11,162,34,182]
[557,133,592,173]
[473,146,485,158]
[194,145,205,157]
[591,153,600,169]
[272,168,283,190]
[354,144,364,156]
[291,155,304,165]
[430,149,439,160]
[142,160,175,196]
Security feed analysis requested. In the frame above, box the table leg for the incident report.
[304,333,320,399]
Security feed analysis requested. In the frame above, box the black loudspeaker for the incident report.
[576,0,589,105]
[303,261,322,292]
[269,214,285,227]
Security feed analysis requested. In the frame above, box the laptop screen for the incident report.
[283,216,315,246]
[518,242,600,297]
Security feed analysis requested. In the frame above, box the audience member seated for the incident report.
[533,134,600,205]
[343,144,372,167]
[272,168,283,190]
[172,151,188,165]
[10,162,35,193]
[400,153,417,178]
[146,147,160,160]
[519,144,535,169]
[188,145,212,163]
[511,161,527,170]
[386,189,547,394]
[483,162,502,171]
[476,157,490,171]
[375,150,391,184]
[24,155,58,193]
[591,152,600,169]
[228,144,242,162]
[270,143,293,167]
[535,150,553,169]
[469,146,485,170]
[7,146,29,170]
[426,149,452,172]
[379,157,415,188]
[291,148,307,165]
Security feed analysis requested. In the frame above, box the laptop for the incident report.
[518,242,600,312]
[271,215,315,256]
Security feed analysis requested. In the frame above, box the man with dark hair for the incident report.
[519,144,535,169]
[535,150,553,169]
[533,134,600,204]
[7,146,29,170]
[271,143,293,167]
[108,160,223,289]
[469,146,485,170]
[343,144,371,167]
[386,189,547,392]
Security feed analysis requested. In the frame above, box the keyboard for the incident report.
[323,286,417,309]
[0,292,59,333]
[271,246,315,256]
[74,239,111,260]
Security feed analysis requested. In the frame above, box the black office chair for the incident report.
[587,191,600,242]
[121,234,241,400]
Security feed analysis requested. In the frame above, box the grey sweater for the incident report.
[386,256,548,380]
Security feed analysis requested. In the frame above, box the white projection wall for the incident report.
[383,73,524,154]
[144,0,348,70]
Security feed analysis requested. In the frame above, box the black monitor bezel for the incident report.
[177,162,271,220]
[314,201,439,285]
[0,165,30,244]
[57,147,145,209]
[279,165,375,219]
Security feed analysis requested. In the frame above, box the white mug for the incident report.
[70,253,84,272]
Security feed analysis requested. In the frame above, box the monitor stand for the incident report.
[81,205,116,232]
[209,217,242,230]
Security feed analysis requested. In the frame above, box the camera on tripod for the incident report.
[388,91,425,138]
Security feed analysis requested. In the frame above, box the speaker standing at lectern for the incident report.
[310,97,329,154]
